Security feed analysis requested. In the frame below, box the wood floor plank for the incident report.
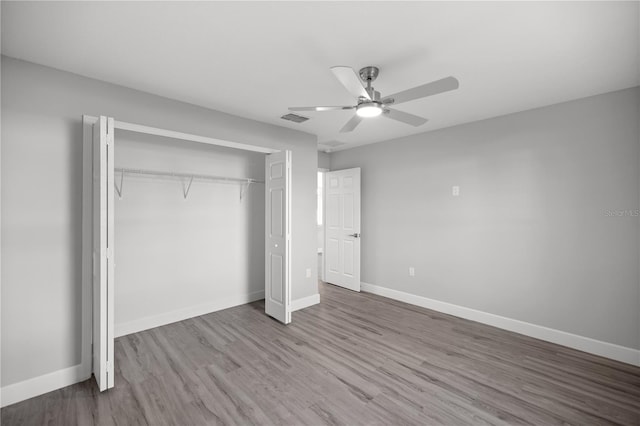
[3,282,639,425]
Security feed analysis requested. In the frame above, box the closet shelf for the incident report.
[114,167,263,200]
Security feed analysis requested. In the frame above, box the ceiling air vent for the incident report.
[281,113,309,123]
[321,140,347,148]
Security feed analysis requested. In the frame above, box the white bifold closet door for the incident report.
[93,116,115,391]
[265,150,292,324]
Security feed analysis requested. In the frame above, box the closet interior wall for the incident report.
[113,130,265,337]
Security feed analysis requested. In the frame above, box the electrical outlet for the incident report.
[306,268,311,278]
[452,186,460,197]
[409,267,415,277]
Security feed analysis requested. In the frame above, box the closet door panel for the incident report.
[92,116,115,391]
[265,150,291,324]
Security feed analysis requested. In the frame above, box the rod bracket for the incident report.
[240,180,252,202]
[182,176,194,199]
[115,169,125,199]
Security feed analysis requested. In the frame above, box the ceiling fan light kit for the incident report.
[356,103,382,118]
[288,65,459,133]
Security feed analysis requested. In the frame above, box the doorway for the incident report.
[84,116,292,392]
[323,168,361,292]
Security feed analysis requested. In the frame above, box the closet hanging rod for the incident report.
[114,167,264,184]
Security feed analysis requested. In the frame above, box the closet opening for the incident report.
[82,116,292,392]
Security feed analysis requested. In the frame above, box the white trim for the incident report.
[1,364,90,408]
[115,290,265,337]
[80,116,94,386]
[82,115,277,154]
[361,282,640,367]
[291,293,321,312]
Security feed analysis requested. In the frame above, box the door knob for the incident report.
[349,233,361,238]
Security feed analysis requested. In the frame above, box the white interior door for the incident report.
[93,116,115,391]
[265,150,292,324]
[324,168,361,292]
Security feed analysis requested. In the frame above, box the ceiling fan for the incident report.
[289,66,459,133]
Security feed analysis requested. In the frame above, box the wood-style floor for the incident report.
[3,282,640,425]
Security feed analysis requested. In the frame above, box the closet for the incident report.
[82,116,292,392]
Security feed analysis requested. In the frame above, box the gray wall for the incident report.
[331,87,640,350]
[1,56,319,387]
[318,151,331,170]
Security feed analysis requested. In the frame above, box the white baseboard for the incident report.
[291,293,320,311]
[1,363,91,408]
[115,290,265,337]
[361,282,640,367]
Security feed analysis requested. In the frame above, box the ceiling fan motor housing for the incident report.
[359,90,381,104]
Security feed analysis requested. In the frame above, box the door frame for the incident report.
[317,168,329,282]
[82,115,288,391]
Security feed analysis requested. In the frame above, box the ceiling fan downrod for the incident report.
[359,66,380,100]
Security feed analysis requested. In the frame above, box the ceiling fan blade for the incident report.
[383,108,428,127]
[288,106,354,112]
[340,114,364,133]
[330,66,371,100]
[382,76,459,105]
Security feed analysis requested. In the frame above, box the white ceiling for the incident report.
[2,1,638,151]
